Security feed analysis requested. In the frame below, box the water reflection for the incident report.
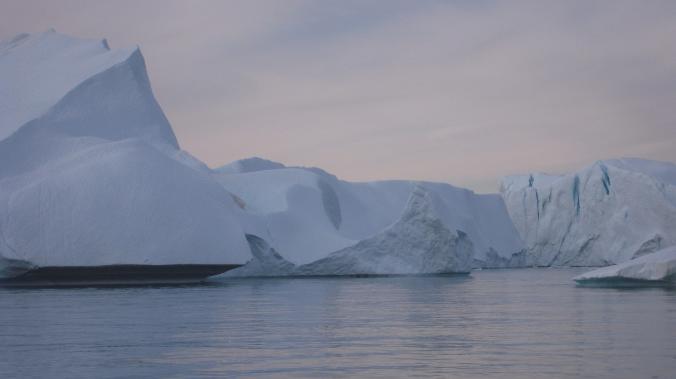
[1,269,675,378]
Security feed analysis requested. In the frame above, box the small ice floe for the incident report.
[574,246,676,286]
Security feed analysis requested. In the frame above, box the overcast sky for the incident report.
[2,0,675,192]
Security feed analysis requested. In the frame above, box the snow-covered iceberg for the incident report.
[0,31,251,279]
[216,158,524,276]
[501,158,676,267]
[574,246,676,284]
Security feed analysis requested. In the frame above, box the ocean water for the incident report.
[1,268,675,378]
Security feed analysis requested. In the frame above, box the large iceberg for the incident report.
[0,31,251,279]
[1,30,519,281]
[216,158,524,276]
[574,246,676,284]
[501,158,676,267]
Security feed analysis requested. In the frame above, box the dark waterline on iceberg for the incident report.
[0,264,241,287]
[1,268,675,378]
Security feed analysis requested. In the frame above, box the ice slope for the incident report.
[574,246,676,283]
[501,158,676,267]
[297,187,474,275]
[225,187,474,276]
[0,31,250,275]
[214,158,524,269]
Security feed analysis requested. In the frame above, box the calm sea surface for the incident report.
[1,268,675,378]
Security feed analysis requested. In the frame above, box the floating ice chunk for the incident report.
[574,246,676,283]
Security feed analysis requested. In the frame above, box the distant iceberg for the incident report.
[574,246,676,284]
[501,158,676,267]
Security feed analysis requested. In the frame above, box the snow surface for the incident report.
[0,31,251,276]
[574,246,676,282]
[501,158,676,267]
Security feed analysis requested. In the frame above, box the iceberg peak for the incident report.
[0,31,176,146]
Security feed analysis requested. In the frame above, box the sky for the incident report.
[2,0,675,192]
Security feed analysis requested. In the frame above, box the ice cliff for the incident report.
[501,158,676,267]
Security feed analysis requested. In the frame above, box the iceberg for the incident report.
[226,187,474,276]
[1,30,524,280]
[501,158,676,267]
[0,31,251,281]
[1,30,512,280]
[574,246,676,284]
[216,159,524,276]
